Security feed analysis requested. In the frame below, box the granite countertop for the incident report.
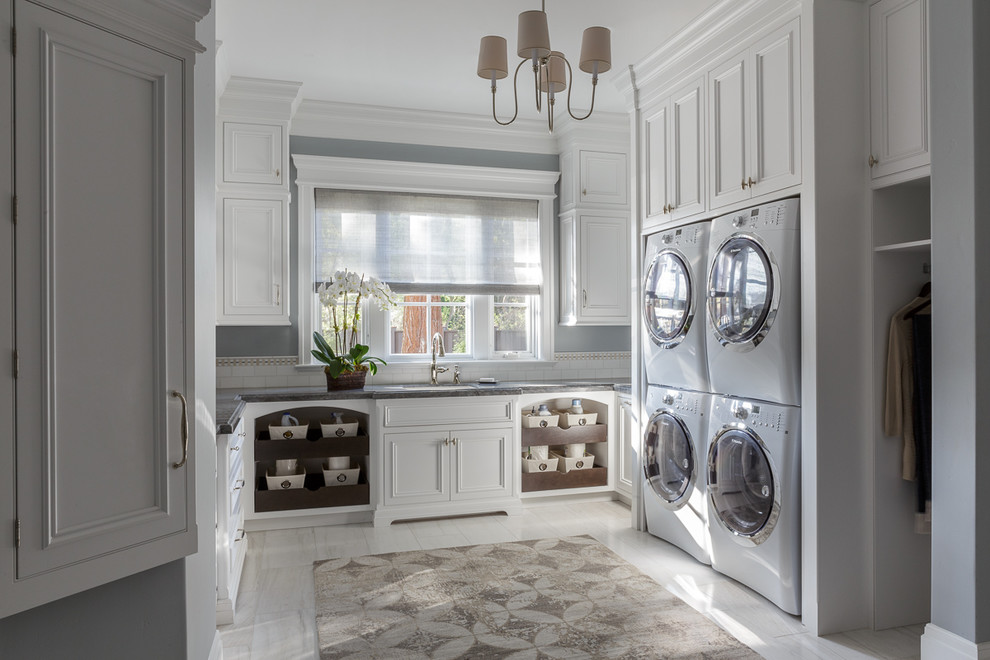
[216,380,630,435]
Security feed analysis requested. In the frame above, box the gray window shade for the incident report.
[314,189,541,295]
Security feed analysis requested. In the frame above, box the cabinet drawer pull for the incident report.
[170,390,189,469]
[234,529,246,542]
[232,479,245,491]
[230,445,240,452]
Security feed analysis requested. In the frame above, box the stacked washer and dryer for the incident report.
[641,197,802,615]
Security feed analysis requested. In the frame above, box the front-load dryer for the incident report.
[706,395,800,614]
[643,220,710,391]
[643,385,711,564]
[706,197,800,406]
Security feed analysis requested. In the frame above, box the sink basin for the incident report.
[376,384,478,392]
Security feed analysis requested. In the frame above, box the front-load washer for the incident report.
[643,385,712,564]
[706,197,800,406]
[706,395,800,614]
[643,220,710,391]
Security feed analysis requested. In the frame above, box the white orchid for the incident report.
[317,269,396,357]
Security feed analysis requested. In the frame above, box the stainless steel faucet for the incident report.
[430,332,448,384]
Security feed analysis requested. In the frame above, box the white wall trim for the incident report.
[921,624,990,660]
[218,76,303,122]
[292,155,559,367]
[216,352,632,369]
[291,99,561,154]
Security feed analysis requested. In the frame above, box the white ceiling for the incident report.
[215,1,720,119]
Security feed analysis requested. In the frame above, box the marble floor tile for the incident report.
[219,500,924,659]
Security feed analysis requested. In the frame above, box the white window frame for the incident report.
[293,155,559,366]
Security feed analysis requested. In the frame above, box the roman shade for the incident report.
[314,189,542,295]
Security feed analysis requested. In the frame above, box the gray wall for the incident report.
[216,135,632,357]
[0,560,186,659]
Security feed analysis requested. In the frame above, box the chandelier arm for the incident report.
[563,57,597,122]
[492,58,528,126]
[534,60,542,113]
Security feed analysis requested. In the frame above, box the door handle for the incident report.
[171,390,189,469]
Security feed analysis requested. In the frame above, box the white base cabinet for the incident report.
[616,394,635,502]
[375,398,519,526]
[216,421,248,625]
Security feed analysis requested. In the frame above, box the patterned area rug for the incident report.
[313,535,760,659]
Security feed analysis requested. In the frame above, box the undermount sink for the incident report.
[376,384,478,391]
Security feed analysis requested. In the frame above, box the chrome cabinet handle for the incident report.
[232,479,245,491]
[582,289,588,307]
[275,284,281,306]
[230,445,240,452]
[171,390,189,469]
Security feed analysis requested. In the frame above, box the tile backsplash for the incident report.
[217,352,631,390]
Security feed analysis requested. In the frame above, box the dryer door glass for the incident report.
[708,237,773,345]
[644,251,692,347]
[643,411,694,504]
[708,429,775,539]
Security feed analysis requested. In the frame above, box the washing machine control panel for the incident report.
[660,390,703,417]
[660,225,704,248]
[725,400,784,432]
[729,202,788,231]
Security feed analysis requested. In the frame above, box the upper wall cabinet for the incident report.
[5,0,201,618]
[869,0,929,183]
[222,121,285,187]
[559,144,630,212]
[216,77,301,326]
[708,19,801,210]
[643,77,705,229]
[559,210,631,325]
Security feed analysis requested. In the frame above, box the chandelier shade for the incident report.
[478,2,611,133]
[516,10,551,59]
[477,35,508,80]
[579,27,612,74]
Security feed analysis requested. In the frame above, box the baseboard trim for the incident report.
[921,624,990,659]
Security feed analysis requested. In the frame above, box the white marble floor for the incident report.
[218,500,923,659]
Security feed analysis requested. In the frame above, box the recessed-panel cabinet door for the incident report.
[578,214,631,323]
[750,20,801,197]
[219,197,288,324]
[384,431,449,505]
[870,0,928,179]
[709,51,750,209]
[670,78,706,220]
[11,0,195,602]
[451,429,512,501]
[644,102,669,221]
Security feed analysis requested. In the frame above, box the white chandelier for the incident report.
[476,1,611,133]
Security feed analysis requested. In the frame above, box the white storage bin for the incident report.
[521,453,558,473]
[549,450,596,473]
[323,464,360,487]
[268,423,309,440]
[265,468,306,490]
[555,411,598,428]
[521,412,559,429]
[320,418,360,438]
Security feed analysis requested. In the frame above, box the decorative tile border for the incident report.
[216,352,632,368]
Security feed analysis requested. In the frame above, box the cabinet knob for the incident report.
[747,176,756,188]
[443,437,450,446]
[741,178,748,191]
[582,188,587,196]
[452,437,458,445]
[868,154,879,168]
[232,479,245,491]
[582,289,588,307]
[275,168,281,179]
[234,529,246,542]
[230,444,240,452]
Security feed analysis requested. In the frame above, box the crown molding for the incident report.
[42,0,207,55]
[292,154,560,200]
[291,99,562,155]
[218,76,304,123]
[551,111,630,151]
[633,0,801,108]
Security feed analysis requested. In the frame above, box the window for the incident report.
[294,156,558,365]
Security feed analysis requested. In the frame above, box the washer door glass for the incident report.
[708,237,773,344]
[708,429,774,538]
[644,251,692,347]
[643,411,694,504]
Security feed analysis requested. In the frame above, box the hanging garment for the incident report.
[911,312,933,534]
[884,292,930,480]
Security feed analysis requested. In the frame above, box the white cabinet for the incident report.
[559,211,631,325]
[383,429,512,506]
[869,0,929,182]
[216,420,247,625]
[708,19,801,210]
[376,398,518,526]
[216,78,301,326]
[4,0,197,617]
[616,394,636,501]
[218,196,289,325]
[222,121,285,187]
[578,150,628,206]
[643,77,706,227]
